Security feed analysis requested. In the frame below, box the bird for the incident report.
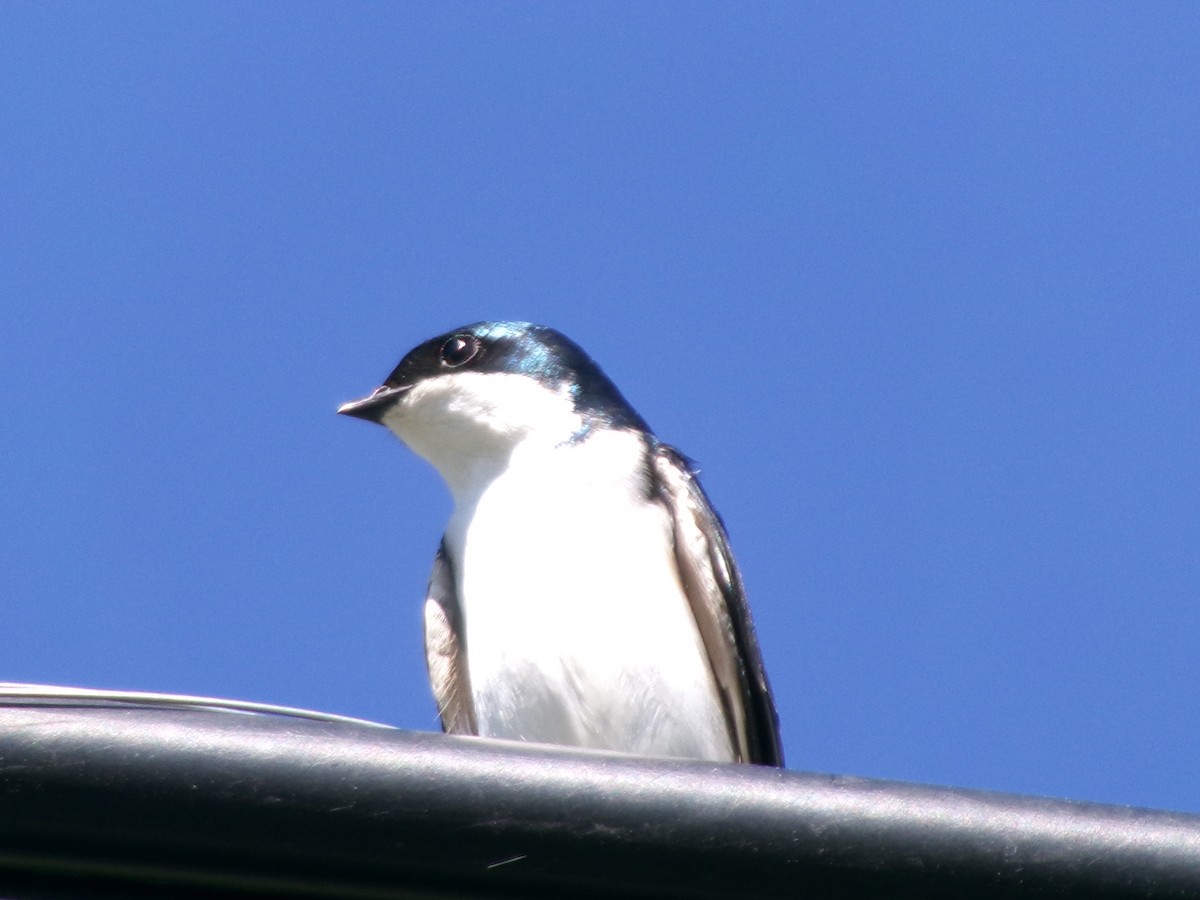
[338,321,783,766]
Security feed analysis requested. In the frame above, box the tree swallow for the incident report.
[338,322,783,766]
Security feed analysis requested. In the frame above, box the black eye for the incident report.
[439,334,480,367]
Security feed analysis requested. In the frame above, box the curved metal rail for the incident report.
[1,686,1197,898]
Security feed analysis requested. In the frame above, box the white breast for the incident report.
[447,428,735,762]
[381,370,735,761]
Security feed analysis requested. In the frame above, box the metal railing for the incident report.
[1,684,1197,898]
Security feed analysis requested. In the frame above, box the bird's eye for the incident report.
[439,334,480,367]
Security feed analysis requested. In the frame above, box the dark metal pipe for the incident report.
[0,698,1197,898]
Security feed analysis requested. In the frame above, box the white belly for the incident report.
[447,435,734,762]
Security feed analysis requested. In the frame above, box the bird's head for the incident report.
[339,322,649,496]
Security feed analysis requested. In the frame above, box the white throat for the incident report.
[380,370,585,505]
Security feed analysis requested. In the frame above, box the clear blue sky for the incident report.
[3,5,1197,813]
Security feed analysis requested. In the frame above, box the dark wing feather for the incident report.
[422,541,477,735]
[652,445,784,766]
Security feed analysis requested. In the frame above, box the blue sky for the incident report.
[3,5,1197,813]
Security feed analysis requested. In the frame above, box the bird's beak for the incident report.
[337,384,411,423]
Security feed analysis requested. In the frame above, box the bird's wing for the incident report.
[423,541,477,735]
[652,444,784,766]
